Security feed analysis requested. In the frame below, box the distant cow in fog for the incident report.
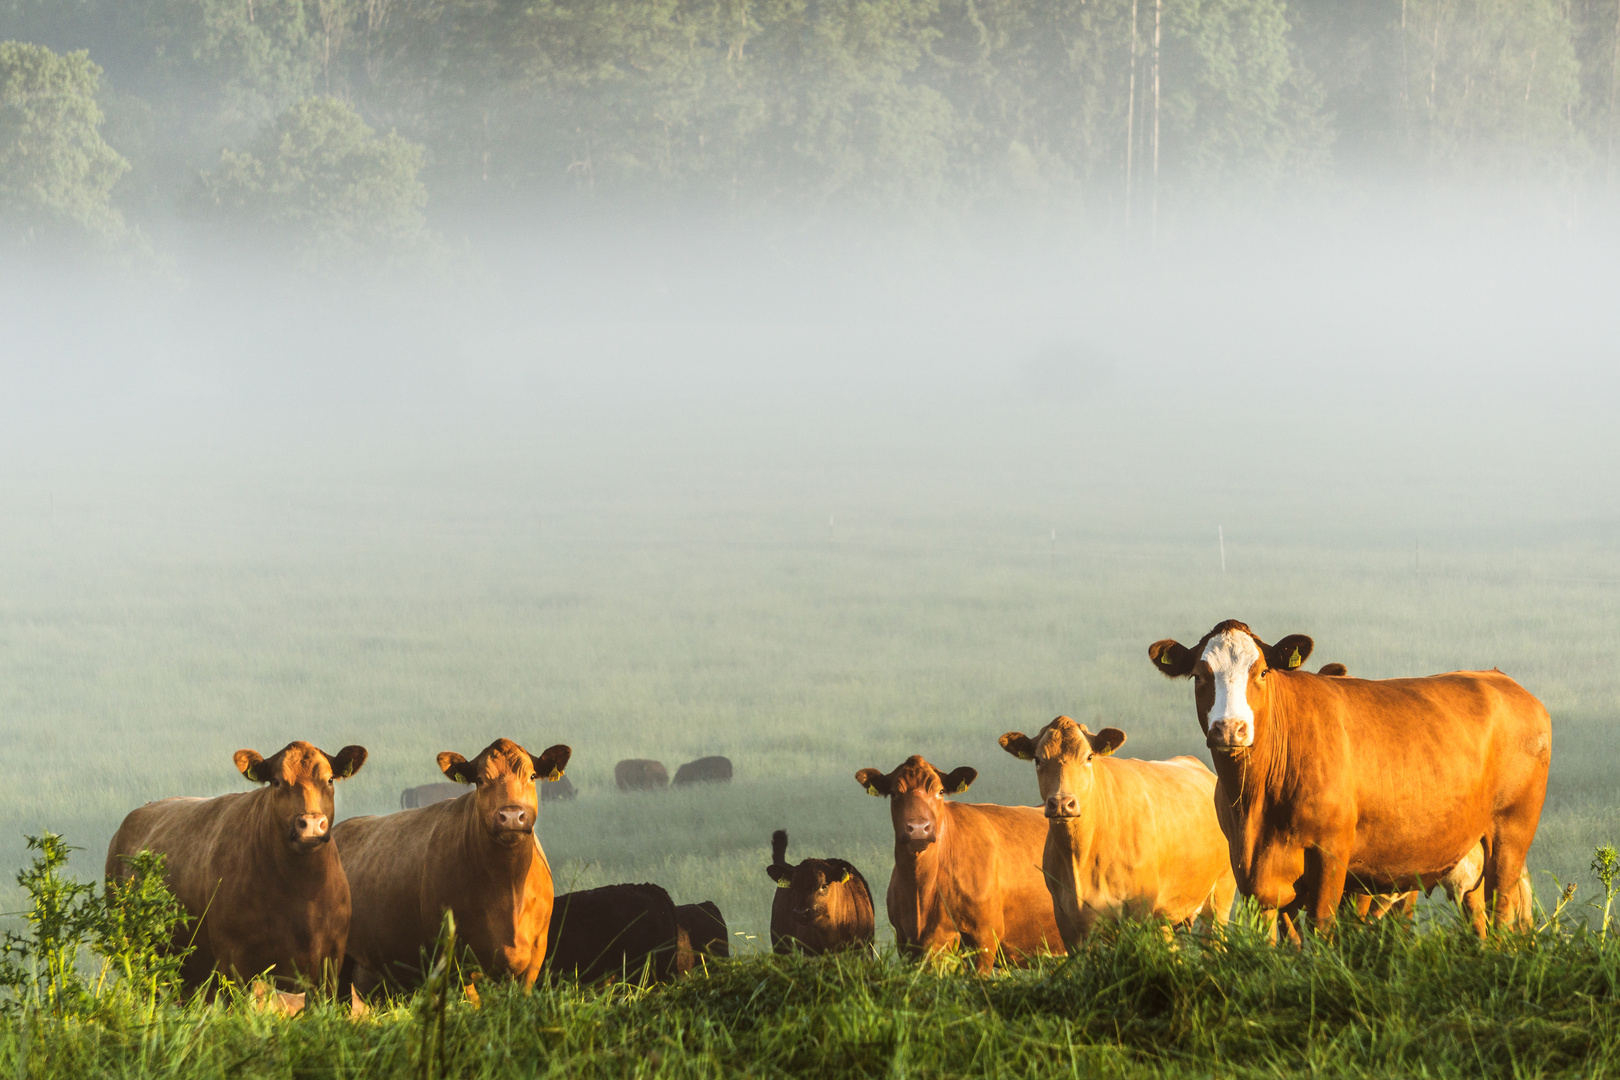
[106,741,368,994]
[405,772,575,809]
[767,830,875,955]
[615,759,668,791]
[400,782,462,810]
[674,901,729,973]
[673,756,733,786]
[544,883,684,984]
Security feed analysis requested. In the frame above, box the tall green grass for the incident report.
[6,918,1620,1078]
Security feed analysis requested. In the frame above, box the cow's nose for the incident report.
[1208,720,1250,748]
[292,814,328,841]
[495,806,529,831]
[904,820,932,840]
[1045,793,1080,819]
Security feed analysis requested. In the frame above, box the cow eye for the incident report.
[529,772,537,781]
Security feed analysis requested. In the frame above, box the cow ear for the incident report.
[437,752,476,784]
[234,750,272,783]
[1265,634,1314,671]
[939,767,977,795]
[1317,662,1347,677]
[1087,728,1127,757]
[534,744,571,782]
[329,746,367,779]
[854,768,891,797]
[1148,639,1195,677]
[998,732,1036,761]
[766,863,791,885]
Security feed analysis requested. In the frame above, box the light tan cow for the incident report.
[334,738,570,991]
[105,741,367,994]
[999,717,1235,948]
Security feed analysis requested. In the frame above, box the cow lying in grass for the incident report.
[766,830,875,955]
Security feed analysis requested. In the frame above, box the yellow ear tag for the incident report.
[546,768,564,781]
[776,877,791,889]
[953,782,971,794]
[865,785,881,796]
[839,870,850,883]
[1288,647,1301,669]
[1160,652,1174,665]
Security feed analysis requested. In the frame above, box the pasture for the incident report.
[0,464,1616,1076]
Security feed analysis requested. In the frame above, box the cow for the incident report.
[1148,619,1550,939]
[674,901,730,969]
[400,782,462,810]
[766,829,875,955]
[104,741,367,994]
[615,759,668,791]
[672,756,733,786]
[544,883,683,984]
[853,756,1064,971]
[997,717,1235,948]
[403,774,574,809]
[333,738,570,991]
[1352,842,1535,928]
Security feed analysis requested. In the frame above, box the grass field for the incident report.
[0,451,1617,1078]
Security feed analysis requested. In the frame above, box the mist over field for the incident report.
[3,0,1620,948]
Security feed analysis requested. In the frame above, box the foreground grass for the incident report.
[11,921,1620,1079]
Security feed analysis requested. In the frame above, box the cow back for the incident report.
[545,883,683,984]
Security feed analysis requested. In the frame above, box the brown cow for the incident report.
[674,901,730,967]
[105,741,367,994]
[766,829,875,955]
[333,738,570,991]
[544,883,684,984]
[854,756,1064,971]
[616,759,668,791]
[1148,619,1550,938]
[672,756,733,786]
[997,717,1235,948]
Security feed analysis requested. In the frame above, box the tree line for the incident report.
[1,0,1617,262]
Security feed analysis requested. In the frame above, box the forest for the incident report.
[2,0,1619,265]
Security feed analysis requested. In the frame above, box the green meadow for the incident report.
[0,457,1618,1078]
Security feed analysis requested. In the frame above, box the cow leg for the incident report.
[1483,827,1536,932]
[1302,846,1349,936]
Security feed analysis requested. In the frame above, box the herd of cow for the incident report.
[101,618,1553,1002]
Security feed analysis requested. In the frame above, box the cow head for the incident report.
[437,738,571,846]
[234,741,367,852]
[853,756,976,853]
[1147,620,1314,750]
[766,829,859,930]
[998,716,1125,820]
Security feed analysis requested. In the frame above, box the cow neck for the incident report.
[456,799,537,886]
[1046,765,1113,879]
[1210,672,1299,842]
[244,788,342,890]
[894,800,956,935]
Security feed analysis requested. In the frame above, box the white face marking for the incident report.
[1201,630,1260,744]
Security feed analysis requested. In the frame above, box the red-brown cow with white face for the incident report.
[1149,620,1550,939]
